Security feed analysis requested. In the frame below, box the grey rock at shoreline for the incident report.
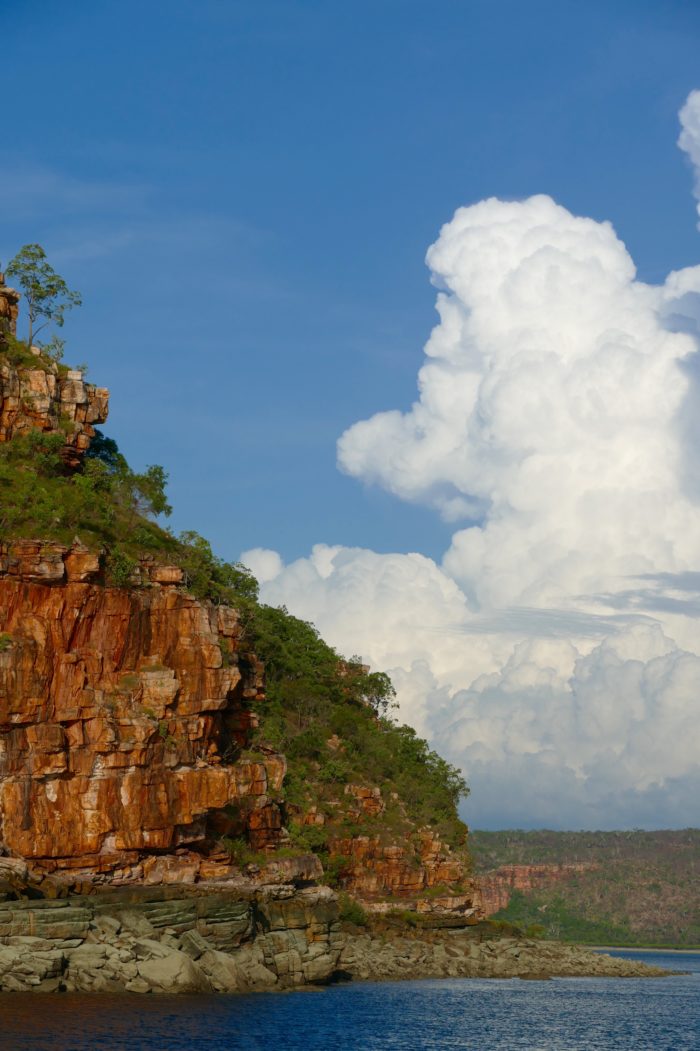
[340,933,676,982]
[0,889,675,994]
[0,884,342,994]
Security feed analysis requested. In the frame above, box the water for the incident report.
[0,951,697,1051]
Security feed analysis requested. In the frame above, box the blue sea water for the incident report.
[0,950,697,1051]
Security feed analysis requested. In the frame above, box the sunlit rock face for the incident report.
[0,357,109,468]
[0,540,284,888]
[0,273,109,467]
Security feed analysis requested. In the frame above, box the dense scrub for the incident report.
[251,604,469,856]
[0,423,256,599]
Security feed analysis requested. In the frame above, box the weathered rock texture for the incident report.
[478,863,597,916]
[0,347,478,919]
[331,828,476,914]
[0,274,19,337]
[0,887,674,994]
[0,884,341,993]
[0,356,108,468]
[0,543,285,887]
[295,779,479,914]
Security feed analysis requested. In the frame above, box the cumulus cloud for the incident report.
[242,93,700,829]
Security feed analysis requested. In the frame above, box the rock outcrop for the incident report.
[0,274,19,337]
[0,541,282,888]
[293,778,479,915]
[0,884,342,993]
[340,929,676,982]
[330,828,475,909]
[0,886,674,994]
[0,355,109,468]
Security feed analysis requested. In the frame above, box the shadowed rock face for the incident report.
[0,544,285,888]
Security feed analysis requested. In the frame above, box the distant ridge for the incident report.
[471,828,700,947]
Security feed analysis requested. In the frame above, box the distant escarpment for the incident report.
[471,829,700,946]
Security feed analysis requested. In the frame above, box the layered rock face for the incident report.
[0,541,285,887]
[330,828,475,914]
[478,863,597,916]
[0,340,478,916]
[0,884,342,993]
[340,929,673,982]
[0,356,109,468]
[298,780,480,916]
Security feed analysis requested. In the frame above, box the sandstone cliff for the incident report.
[0,274,19,337]
[0,539,285,888]
[0,536,479,915]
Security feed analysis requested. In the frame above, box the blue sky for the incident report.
[4,0,700,565]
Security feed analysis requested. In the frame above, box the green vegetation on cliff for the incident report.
[250,603,469,858]
[0,399,256,599]
[471,829,700,946]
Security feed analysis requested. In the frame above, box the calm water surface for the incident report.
[0,950,697,1051]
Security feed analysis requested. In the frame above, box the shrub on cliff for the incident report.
[0,426,258,601]
[247,603,469,849]
[0,430,171,556]
[337,893,368,927]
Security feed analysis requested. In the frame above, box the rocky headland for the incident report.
[0,280,678,991]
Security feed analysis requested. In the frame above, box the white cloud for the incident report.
[243,93,700,829]
[241,547,285,584]
[679,89,700,219]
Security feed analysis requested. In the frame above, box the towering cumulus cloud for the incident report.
[243,93,700,828]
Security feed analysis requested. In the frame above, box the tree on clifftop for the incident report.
[6,244,81,352]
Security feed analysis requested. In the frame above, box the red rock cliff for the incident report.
[0,540,285,888]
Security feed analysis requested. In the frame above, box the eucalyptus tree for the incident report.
[6,244,81,351]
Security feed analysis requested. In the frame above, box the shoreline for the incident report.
[337,932,682,986]
[587,945,700,955]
